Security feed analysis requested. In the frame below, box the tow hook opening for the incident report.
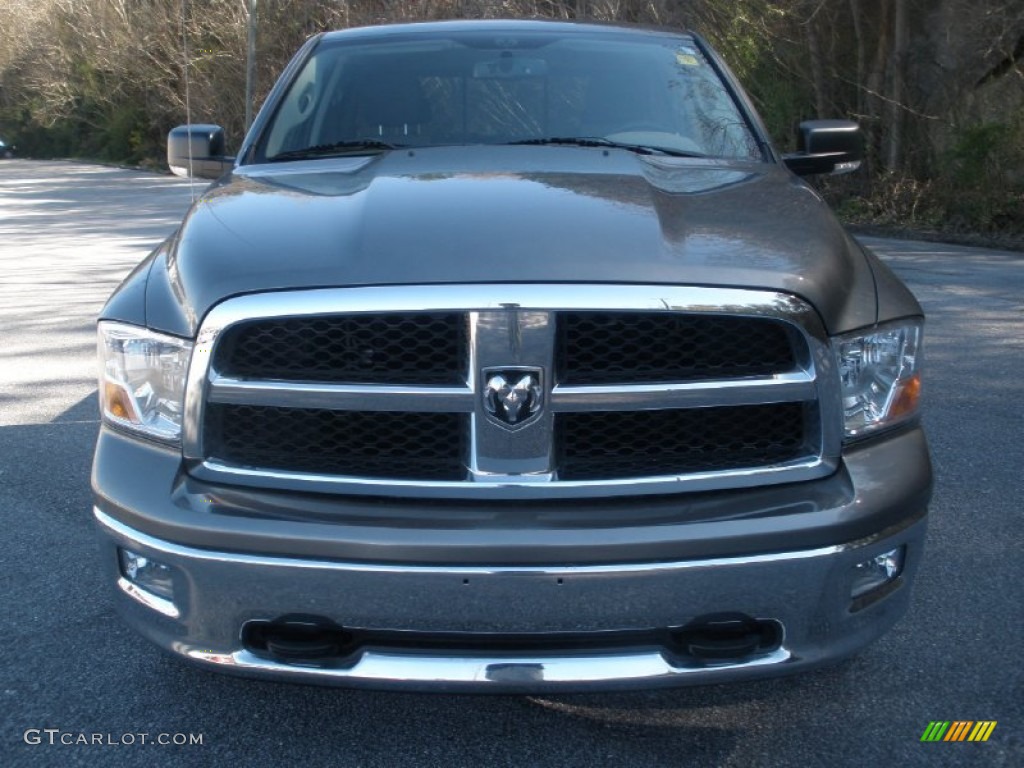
[669,613,783,663]
[243,616,356,662]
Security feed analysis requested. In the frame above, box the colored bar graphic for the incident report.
[921,721,996,742]
[945,721,972,741]
[921,722,950,741]
[968,722,997,742]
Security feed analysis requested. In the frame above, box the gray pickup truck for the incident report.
[92,19,931,692]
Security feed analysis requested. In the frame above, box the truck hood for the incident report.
[147,145,877,335]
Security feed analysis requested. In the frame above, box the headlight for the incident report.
[835,320,922,439]
[97,321,193,442]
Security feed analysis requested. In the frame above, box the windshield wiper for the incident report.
[508,137,705,158]
[268,139,401,161]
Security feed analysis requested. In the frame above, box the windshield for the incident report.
[256,29,763,162]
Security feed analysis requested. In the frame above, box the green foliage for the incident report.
[946,122,1011,185]
[832,116,1024,236]
[693,2,814,150]
[743,58,815,151]
[98,104,151,163]
[938,117,1024,232]
[832,173,945,229]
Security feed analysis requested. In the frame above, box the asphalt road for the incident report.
[1,160,1021,767]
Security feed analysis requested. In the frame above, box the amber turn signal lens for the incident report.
[890,373,921,419]
[103,380,138,422]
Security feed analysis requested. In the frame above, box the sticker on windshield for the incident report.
[675,50,700,67]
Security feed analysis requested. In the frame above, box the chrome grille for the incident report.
[184,285,841,500]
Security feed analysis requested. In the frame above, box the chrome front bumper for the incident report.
[94,506,927,692]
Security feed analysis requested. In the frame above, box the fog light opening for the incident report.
[118,548,178,617]
[851,546,905,602]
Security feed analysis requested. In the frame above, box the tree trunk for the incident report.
[886,0,909,171]
[805,5,829,118]
[864,0,891,175]
[849,0,866,118]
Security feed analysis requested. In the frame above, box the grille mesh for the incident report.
[204,404,465,481]
[557,404,812,480]
[558,313,796,385]
[214,313,467,385]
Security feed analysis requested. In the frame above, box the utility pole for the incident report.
[245,0,257,132]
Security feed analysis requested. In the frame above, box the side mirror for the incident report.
[783,120,862,177]
[167,124,233,180]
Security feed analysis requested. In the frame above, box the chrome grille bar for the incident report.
[207,374,816,414]
[207,379,474,412]
[549,374,817,412]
